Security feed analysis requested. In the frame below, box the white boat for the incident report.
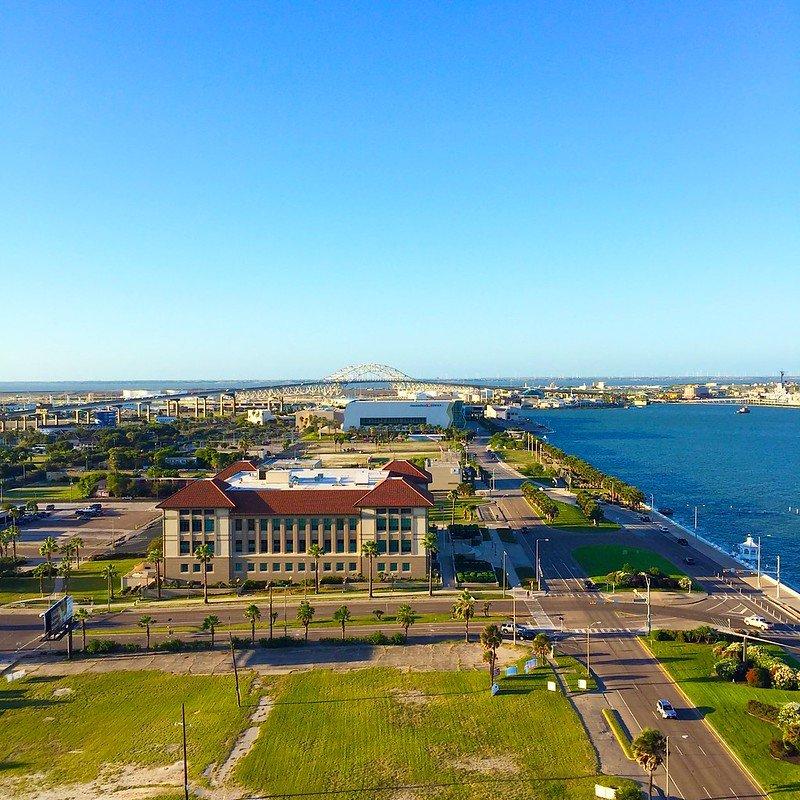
[737,406,750,414]
[732,535,760,567]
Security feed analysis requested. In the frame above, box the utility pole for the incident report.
[181,703,189,800]
[535,538,549,592]
[665,735,670,800]
[512,593,517,646]
[229,633,241,707]
[283,585,288,636]
[586,626,591,674]
[502,551,507,598]
[269,584,274,640]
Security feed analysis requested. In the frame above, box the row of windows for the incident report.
[233,517,359,534]
[180,517,215,533]
[233,537,359,554]
[179,540,214,555]
[177,561,413,574]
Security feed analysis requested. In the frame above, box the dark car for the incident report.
[684,557,695,565]
[45,503,55,511]
[677,537,689,546]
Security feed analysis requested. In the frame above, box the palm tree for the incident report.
[148,541,164,599]
[71,536,84,567]
[39,536,58,568]
[201,614,221,647]
[421,530,438,597]
[33,563,49,596]
[452,590,475,642]
[333,605,351,640]
[308,544,323,594]
[244,603,261,643]
[58,559,73,594]
[101,563,118,610]
[480,623,503,687]
[632,728,667,800]
[297,600,315,640]
[194,543,213,604]
[362,540,378,599]
[448,489,459,525]
[74,607,90,651]
[0,528,10,558]
[139,615,155,649]
[396,603,417,642]
[7,525,20,561]
[532,632,551,662]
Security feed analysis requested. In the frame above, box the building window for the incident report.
[247,540,256,554]
[336,562,344,571]
[180,563,188,573]
[285,540,294,553]
[260,538,268,552]
[323,562,331,572]
[284,518,293,530]
[193,563,201,572]
[299,518,308,532]
[272,563,280,571]
[192,518,202,533]
[388,540,399,554]
[376,540,387,554]
[272,519,281,533]
[377,563,386,572]
[234,563,243,572]
[377,517,387,532]
[389,562,398,572]
[180,541,190,555]
[180,519,190,533]
[298,562,306,571]
[247,563,255,572]
[336,539,344,553]
[348,540,357,553]
[206,541,215,555]
[259,519,268,532]
[298,538,306,553]
[247,519,256,532]
[204,517,215,533]
[336,518,345,532]
[401,517,412,532]
[349,516,358,529]
[234,519,243,532]
[259,563,268,572]
[389,517,399,532]
[285,563,293,572]
[235,540,243,554]
[401,540,412,553]
[273,539,281,553]
[205,563,213,572]
[349,562,357,571]
[402,562,411,572]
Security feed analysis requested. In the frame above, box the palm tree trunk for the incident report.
[156,562,162,599]
[315,561,319,594]
[203,569,209,604]
[146,628,150,650]
[81,622,86,650]
[368,559,374,599]
[341,622,345,640]
[465,619,469,643]
[428,558,433,597]
[304,624,309,640]
[251,621,255,643]
[648,771,653,800]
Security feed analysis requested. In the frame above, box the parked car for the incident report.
[656,699,677,719]
[499,622,537,641]
[676,537,688,546]
[658,525,669,532]
[744,615,771,631]
[684,557,695,565]
[45,504,55,511]
[639,514,651,522]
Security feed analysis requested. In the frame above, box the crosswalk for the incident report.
[570,627,645,635]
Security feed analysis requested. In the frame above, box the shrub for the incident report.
[772,665,798,691]
[745,666,771,689]
[714,659,739,681]
[153,638,212,653]
[746,699,780,724]
[257,636,301,648]
[318,631,405,646]
[319,575,345,585]
[84,638,141,655]
[614,781,643,800]
[652,629,674,641]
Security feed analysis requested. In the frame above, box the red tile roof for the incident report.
[229,490,366,515]
[215,460,260,482]
[381,459,432,484]
[355,476,434,508]
[157,479,235,510]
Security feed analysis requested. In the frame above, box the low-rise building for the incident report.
[295,407,343,430]
[246,408,276,425]
[342,399,461,430]
[157,459,434,583]
[424,456,463,490]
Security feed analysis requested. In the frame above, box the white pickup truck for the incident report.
[744,614,771,631]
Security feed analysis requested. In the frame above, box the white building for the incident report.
[342,399,458,430]
[246,409,276,425]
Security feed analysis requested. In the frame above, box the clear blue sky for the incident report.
[2,2,798,380]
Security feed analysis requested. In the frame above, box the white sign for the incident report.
[491,683,500,696]
[578,678,588,690]
[595,785,617,799]
[547,680,557,692]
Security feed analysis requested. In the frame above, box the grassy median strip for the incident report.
[602,708,634,760]
[572,544,685,587]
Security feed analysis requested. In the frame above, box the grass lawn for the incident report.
[547,500,620,533]
[430,494,488,525]
[572,545,685,586]
[236,664,611,800]
[0,557,141,605]
[498,449,555,480]
[4,484,83,503]
[648,639,800,797]
[0,670,255,792]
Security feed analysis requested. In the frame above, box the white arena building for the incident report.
[342,399,460,430]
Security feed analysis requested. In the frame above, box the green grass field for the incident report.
[430,494,488,525]
[235,664,608,800]
[549,500,620,533]
[0,557,141,605]
[0,670,255,792]
[647,639,800,797]
[497,449,554,480]
[4,484,82,503]
[572,545,684,586]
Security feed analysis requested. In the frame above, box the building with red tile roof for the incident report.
[156,460,434,583]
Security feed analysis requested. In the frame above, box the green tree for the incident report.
[194,543,213,604]
[6,524,20,561]
[297,600,315,640]
[480,623,503,688]
[448,488,459,525]
[58,559,73,594]
[532,632,551,662]
[362,540,378,599]
[452,590,476,642]
[308,544,323,594]
[421,530,438,597]
[333,605,351,640]
[244,604,261,643]
[396,603,417,642]
[33,563,50,596]
[71,536,84,567]
[39,536,59,568]
[138,615,155,650]
[101,563,119,609]
[778,702,800,747]
[614,782,643,800]
[631,728,667,800]
[148,541,164,600]
[74,607,91,651]
[201,614,221,647]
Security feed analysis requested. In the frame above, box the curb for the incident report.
[638,637,769,799]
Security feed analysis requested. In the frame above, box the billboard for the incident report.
[41,596,74,639]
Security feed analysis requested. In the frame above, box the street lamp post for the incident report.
[502,551,507,598]
[665,735,670,800]
[639,573,652,636]
[586,621,601,674]
[535,538,549,592]
[757,536,762,590]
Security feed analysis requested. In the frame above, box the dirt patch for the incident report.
[391,688,429,707]
[390,791,421,800]
[454,753,520,775]
[4,761,184,800]
[52,687,73,698]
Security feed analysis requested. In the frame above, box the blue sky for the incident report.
[1,2,798,380]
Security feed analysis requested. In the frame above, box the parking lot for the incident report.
[11,501,160,564]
